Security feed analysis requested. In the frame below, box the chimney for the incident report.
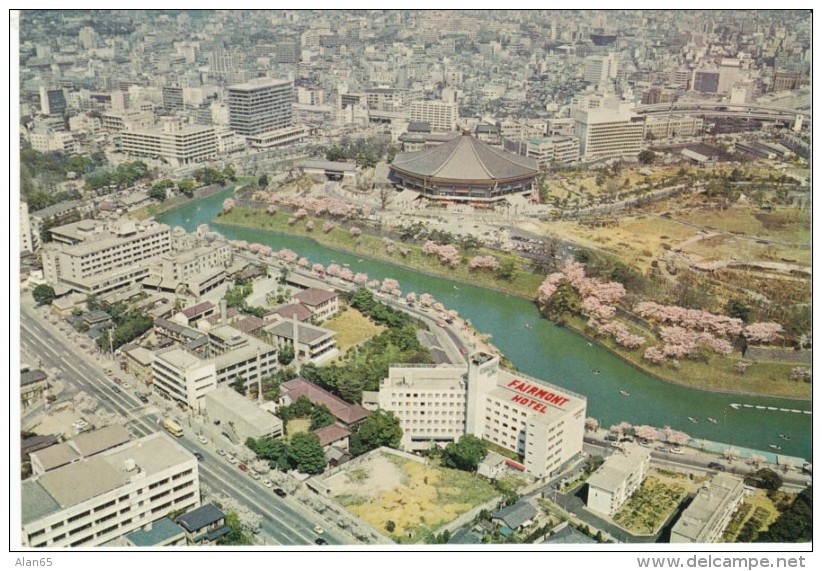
[220,299,227,325]
[291,317,299,367]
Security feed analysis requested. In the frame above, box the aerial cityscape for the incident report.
[15,9,812,551]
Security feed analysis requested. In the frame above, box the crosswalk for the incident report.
[120,404,162,425]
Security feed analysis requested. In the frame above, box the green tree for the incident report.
[147,186,167,202]
[496,260,517,281]
[223,164,237,182]
[349,410,403,457]
[177,178,196,196]
[441,434,487,472]
[258,174,269,188]
[755,486,812,543]
[310,404,336,430]
[744,468,784,492]
[288,432,326,474]
[638,150,656,165]
[32,284,56,306]
[278,343,295,366]
[218,512,253,546]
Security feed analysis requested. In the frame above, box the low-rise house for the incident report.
[491,500,538,533]
[124,518,187,547]
[291,287,339,322]
[174,503,229,545]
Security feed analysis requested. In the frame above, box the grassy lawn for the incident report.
[324,307,386,353]
[564,314,811,400]
[341,452,498,544]
[674,207,811,245]
[217,206,544,299]
[613,476,688,535]
[721,490,781,542]
[286,418,310,438]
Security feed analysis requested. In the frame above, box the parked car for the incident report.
[112,385,121,393]
[194,452,204,461]
[708,461,725,471]
[273,488,287,498]
[261,478,273,488]
[197,435,208,445]
[227,455,238,464]
[238,463,249,472]
[313,525,324,535]
[315,537,328,545]
[216,448,226,457]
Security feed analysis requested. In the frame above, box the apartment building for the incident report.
[119,121,217,167]
[670,473,746,543]
[379,353,587,479]
[262,318,338,366]
[41,219,172,296]
[586,443,651,516]
[146,242,232,297]
[504,136,580,169]
[21,432,199,548]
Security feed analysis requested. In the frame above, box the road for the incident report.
[19,301,365,546]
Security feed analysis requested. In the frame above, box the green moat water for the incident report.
[157,189,812,462]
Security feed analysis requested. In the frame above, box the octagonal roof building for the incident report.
[389,131,539,201]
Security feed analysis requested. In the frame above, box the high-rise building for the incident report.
[120,122,217,167]
[409,100,458,132]
[583,53,619,85]
[227,78,294,136]
[575,102,645,161]
[39,87,67,116]
[162,86,185,111]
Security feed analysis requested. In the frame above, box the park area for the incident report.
[322,450,497,544]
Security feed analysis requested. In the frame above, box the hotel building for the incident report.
[378,353,586,478]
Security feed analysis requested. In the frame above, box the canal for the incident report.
[157,189,812,461]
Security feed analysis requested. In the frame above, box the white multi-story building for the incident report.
[670,473,746,543]
[41,219,172,296]
[152,325,280,410]
[586,443,651,516]
[575,104,645,161]
[20,202,36,253]
[21,432,199,548]
[29,128,76,154]
[120,121,217,168]
[410,100,458,132]
[644,115,704,140]
[379,353,587,478]
[583,53,619,86]
[227,77,294,137]
[504,136,579,169]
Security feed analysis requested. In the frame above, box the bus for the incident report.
[162,419,184,438]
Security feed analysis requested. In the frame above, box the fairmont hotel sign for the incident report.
[506,379,570,414]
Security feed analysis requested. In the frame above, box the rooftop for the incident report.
[175,503,225,533]
[293,287,338,306]
[281,378,370,425]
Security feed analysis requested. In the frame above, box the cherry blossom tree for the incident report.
[661,426,690,445]
[791,367,812,382]
[277,248,298,264]
[266,205,278,215]
[406,292,417,304]
[339,268,354,281]
[743,322,784,344]
[584,417,600,432]
[419,293,434,307]
[735,361,752,374]
[366,279,381,289]
[381,278,400,293]
[222,198,235,213]
[294,208,308,220]
[322,221,334,233]
[353,272,368,285]
[305,220,315,231]
[634,425,662,442]
[312,263,324,274]
[349,227,362,237]
[326,263,342,277]
[469,255,500,272]
[298,257,309,268]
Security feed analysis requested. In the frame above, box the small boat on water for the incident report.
[688,417,699,423]
[708,418,718,424]
[769,444,782,451]
[592,369,601,375]
[778,434,792,441]
[619,390,630,397]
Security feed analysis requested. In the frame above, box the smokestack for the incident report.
[220,299,227,325]
[291,317,299,367]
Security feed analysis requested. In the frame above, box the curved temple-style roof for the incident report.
[390,132,538,184]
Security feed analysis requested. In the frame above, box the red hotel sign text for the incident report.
[507,379,570,414]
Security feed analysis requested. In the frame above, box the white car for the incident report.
[197,435,208,445]
[313,525,324,535]
[261,478,273,488]
[122,382,131,389]
[227,455,238,464]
